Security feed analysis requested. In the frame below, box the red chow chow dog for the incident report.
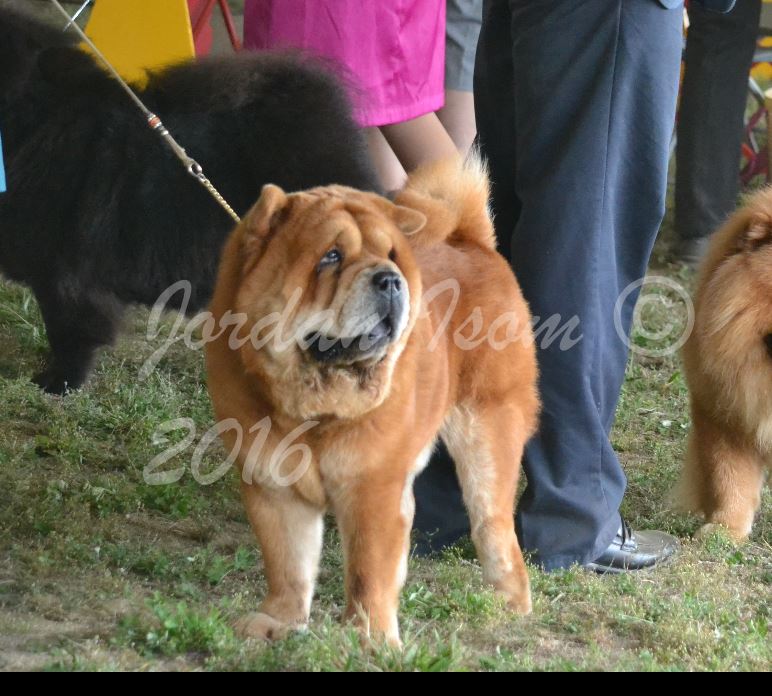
[677,188,772,540]
[206,156,539,644]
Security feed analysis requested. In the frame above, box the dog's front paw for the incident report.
[33,368,71,395]
[502,588,532,616]
[486,571,532,616]
[32,367,83,395]
[234,612,299,641]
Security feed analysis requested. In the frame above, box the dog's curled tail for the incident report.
[395,149,497,251]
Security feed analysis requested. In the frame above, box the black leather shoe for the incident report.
[584,518,678,574]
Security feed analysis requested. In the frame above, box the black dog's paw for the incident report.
[32,368,80,396]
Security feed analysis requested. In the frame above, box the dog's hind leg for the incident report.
[33,286,123,394]
[441,402,532,614]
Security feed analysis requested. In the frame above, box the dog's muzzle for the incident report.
[304,270,408,365]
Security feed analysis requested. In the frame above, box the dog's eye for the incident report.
[318,248,343,272]
[389,249,397,262]
[765,333,772,358]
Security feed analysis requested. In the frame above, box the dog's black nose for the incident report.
[373,270,402,295]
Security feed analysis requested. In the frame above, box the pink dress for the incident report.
[243,0,446,127]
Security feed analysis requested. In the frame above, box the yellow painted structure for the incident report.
[84,0,195,85]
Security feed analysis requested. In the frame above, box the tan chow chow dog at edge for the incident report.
[677,188,772,541]
[205,155,539,645]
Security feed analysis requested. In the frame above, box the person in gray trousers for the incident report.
[415,0,736,572]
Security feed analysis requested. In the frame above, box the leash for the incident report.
[48,0,242,224]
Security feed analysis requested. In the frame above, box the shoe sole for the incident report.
[583,550,677,575]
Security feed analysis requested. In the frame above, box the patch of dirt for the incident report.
[0,610,108,671]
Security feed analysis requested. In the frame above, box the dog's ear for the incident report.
[392,205,427,238]
[739,211,772,252]
[242,184,289,241]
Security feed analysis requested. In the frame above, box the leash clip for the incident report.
[188,161,204,179]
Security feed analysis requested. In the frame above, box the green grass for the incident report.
[0,229,770,671]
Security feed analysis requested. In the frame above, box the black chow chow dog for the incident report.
[0,2,379,394]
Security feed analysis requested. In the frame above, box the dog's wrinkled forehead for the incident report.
[288,188,397,255]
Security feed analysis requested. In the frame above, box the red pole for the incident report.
[192,0,217,40]
[218,0,242,51]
